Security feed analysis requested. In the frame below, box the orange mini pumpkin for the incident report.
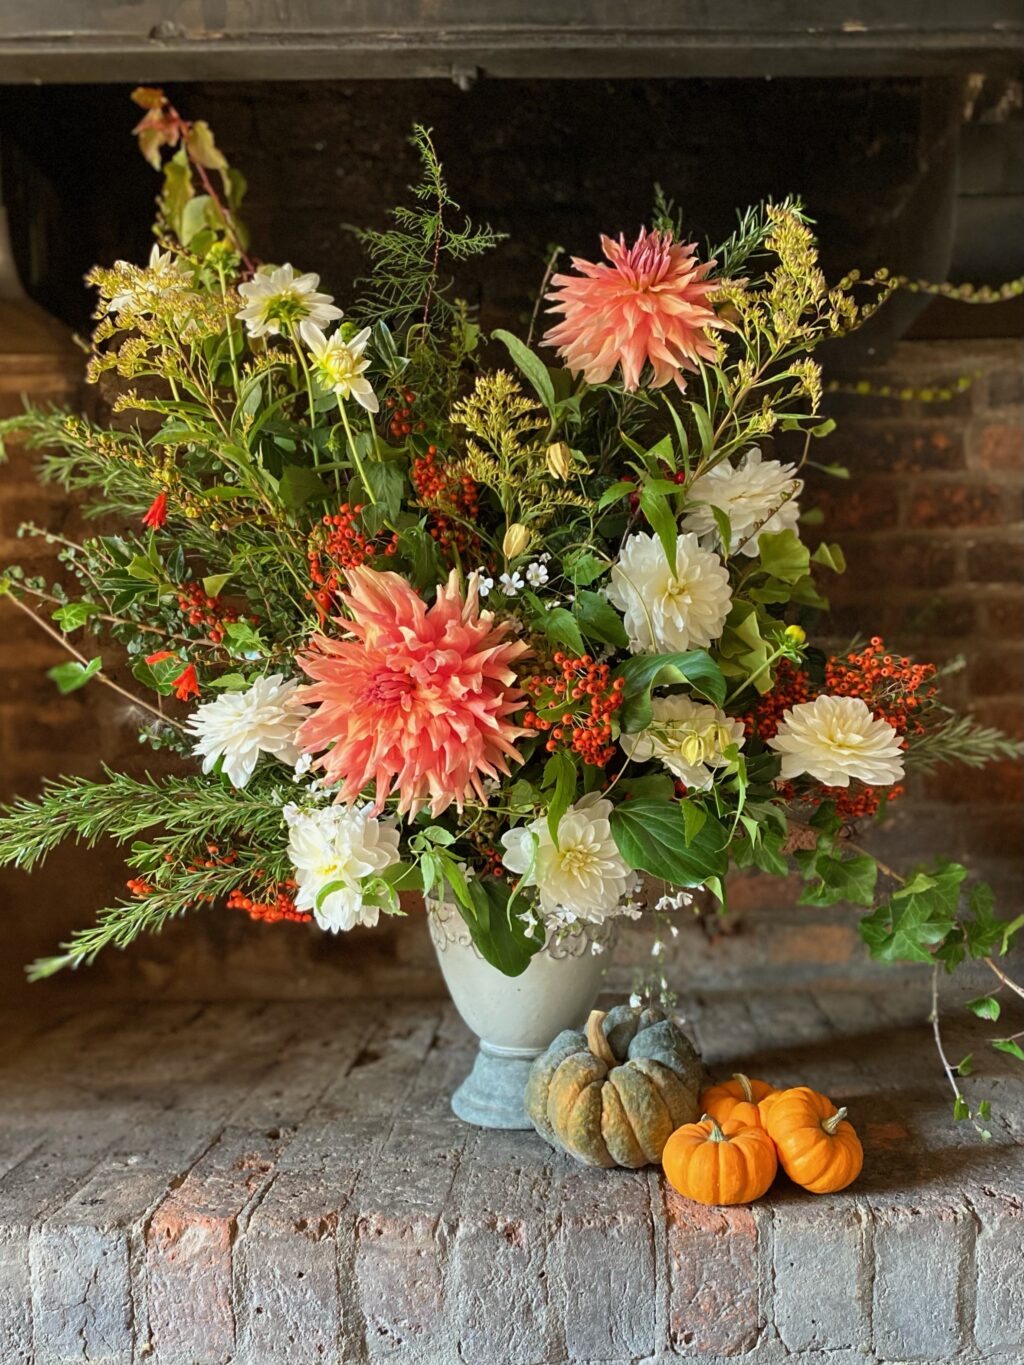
[762,1086,863,1194]
[662,1114,778,1206]
[699,1073,776,1129]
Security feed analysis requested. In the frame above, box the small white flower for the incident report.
[768,694,905,788]
[519,909,539,936]
[300,321,378,414]
[499,571,524,597]
[651,940,665,957]
[236,263,342,338]
[287,803,401,933]
[590,939,606,956]
[476,572,495,598]
[607,532,732,654]
[682,448,803,557]
[621,695,745,790]
[292,752,313,779]
[186,674,308,789]
[500,792,633,925]
[629,992,643,1008]
[525,561,549,588]
[456,860,476,883]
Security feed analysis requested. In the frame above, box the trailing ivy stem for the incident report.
[337,400,377,506]
[930,963,967,1110]
[984,957,1024,1001]
[3,592,184,730]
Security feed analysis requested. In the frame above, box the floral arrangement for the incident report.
[1,92,1021,1127]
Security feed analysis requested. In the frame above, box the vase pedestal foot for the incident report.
[450,1042,538,1129]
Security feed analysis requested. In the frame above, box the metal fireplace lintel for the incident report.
[0,1,1021,83]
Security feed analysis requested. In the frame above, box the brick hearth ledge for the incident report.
[1,987,1022,1364]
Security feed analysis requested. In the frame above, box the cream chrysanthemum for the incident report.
[284,804,400,933]
[500,793,633,925]
[236,264,342,338]
[300,321,378,413]
[768,695,905,787]
[607,532,732,654]
[186,673,307,788]
[621,694,745,789]
[682,448,802,557]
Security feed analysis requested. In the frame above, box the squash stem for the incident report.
[704,1114,728,1142]
[733,1072,754,1103]
[821,1107,848,1136]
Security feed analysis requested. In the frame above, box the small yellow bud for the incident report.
[502,522,530,560]
[546,441,573,481]
[784,624,807,646]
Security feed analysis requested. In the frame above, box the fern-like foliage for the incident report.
[353,126,504,337]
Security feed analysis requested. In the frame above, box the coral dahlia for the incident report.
[296,568,529,816]
[543,229,727,392]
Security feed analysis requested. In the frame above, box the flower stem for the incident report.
[337,400,377,506]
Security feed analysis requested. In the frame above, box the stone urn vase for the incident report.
[429,894,614,1129]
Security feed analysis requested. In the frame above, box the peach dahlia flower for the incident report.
[296,568,529,816]
[544,229,727,392]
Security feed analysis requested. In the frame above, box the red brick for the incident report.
[809,483,900,533]
[924,759,1023,807]
[967,540,1024,583]
[970,423,1024,471]
[904,482,1020,530]
[970,698,1024,737]
[982,595,1024,637]
[826,594,976,641]
[828,424,965,474]
[968,648,1024,698]
[837,536,959,593]
[664,1192,761,1355]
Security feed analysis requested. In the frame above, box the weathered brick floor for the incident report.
[1,986,1022,1364]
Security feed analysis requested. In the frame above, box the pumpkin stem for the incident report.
[703,1113,728,1143]
[585,1010,616,1068]
[733,1072,754,1103]
[821,1106,848,1136]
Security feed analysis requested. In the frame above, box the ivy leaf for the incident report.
[202,573,233,599]
[610,800,729,886]
[811,541,846,573]
[464,876,543,977]
[185,120,228,172]
[796,849,877,909]
[537,606,585,657]
[953,1095,970,1121]
[360,460,405,520]
[614,650,726,732]
[209,673,248,691]
[492,329,556,415]
[564,550,609,587]
[47,657,102,695]
[859,863,967,964]
[223,621,267,658]
[966,995,1001,1022]
[955,1053,974,1077]
[51,602,101,633]
[574,590,628,649]
[992,1038,1024,1063]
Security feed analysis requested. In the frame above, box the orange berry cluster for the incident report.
[410,446,480,557]
[177,582,257,645]
[522,652,626,768]
[779,778,905,823]
[743,660,815,741]
[126,877,155,898]
[226,880,311,924]
[824,637,937,738]
[385,387,426,441]
[308,503,399,614]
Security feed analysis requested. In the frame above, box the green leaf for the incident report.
[690,403,713,456]
[797,850,877,909]
[953,1095,970,1121]
[186,120,228,172]
[966,995,1001,1022]
[223,621,266,657]
[180,194,214,247]
[811,542,846,574]
[616,773,675,801]
[597,479,637,511]
[564,550,609,586]
[613,650,726,732]
[575,590,629,649]
[208,673,248,691]
[609,800,729,886]
[992,1038,1024,1063]
[51,602,101,632]
[47,657,102,694]
[464,876,544,977]
[757,528,809,585]
[956,1053,974,1077]
[999,912,1024,956]
[859,862,967,964]
[361,460,405,520]
[543,749,577,843]
[278,464,329,511]
[681,800,707,844]
[132,653,183,695]
[202,573,233,599]
[492,329,556,414]
[539,606,585,657]
[639,484,678,570]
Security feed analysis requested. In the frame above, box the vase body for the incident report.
[429,895,614,1128]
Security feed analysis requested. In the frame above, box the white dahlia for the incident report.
[682,448,802,556]
[300,321,378,414]
[500,792,633,926]
[768,695,905,787]
[236,264,342,339]
[621,694,745,789]
[186,673,307,788]
[285,803,401,933]
[607,532,732,654]
[107,244,192,316]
